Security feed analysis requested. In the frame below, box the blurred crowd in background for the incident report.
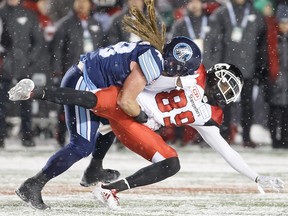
[0,0,287,149]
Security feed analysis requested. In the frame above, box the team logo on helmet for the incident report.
[173,43,193,63]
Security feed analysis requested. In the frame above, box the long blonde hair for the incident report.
[122,0,166,53]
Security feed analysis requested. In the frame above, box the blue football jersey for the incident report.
[79,41,164,90]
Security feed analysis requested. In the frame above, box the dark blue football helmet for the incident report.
[163,36,202,76]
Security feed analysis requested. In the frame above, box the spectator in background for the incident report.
[275,0,288,7]
[92,0,122,32]
[51,0,106,146]
[203,0,222,15]
[52,0,106,76]
[267,4,288,149]
[0,0,44,147]
[215,0,229,4]
[204,0,268,148]
[48,0,73,22]
[0,0,5,8]
[22,0,57,136]
[155,0,174,33]
[252,0,275,130]
[170,0,210,54]
[24,0,56,42]
[0,0,5,146]
[254,0,274,16]
[23,0,56,81]
[0,16,5,148]
[173,0,222,20]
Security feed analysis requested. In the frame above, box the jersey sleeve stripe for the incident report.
[75,77,92,141]
[80,58,97,90]
[138,49,161,84]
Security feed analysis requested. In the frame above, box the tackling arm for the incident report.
[144,74,198,92]
[117,61,147,117]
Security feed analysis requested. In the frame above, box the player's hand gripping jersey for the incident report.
[137,64,223,128]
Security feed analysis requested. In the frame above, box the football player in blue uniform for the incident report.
[11,0,201,210]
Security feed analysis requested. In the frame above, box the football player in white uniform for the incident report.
[9,62,284,210]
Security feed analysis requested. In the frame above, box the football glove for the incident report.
[255,175,284,194]
[143,117,161,131]
[98,124,112,135]
[134,110,148,123]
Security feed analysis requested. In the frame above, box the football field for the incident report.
[0,137,287,216]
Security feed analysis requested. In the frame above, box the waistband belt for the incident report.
[77,61,84,72]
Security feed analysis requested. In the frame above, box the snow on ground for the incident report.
[0,137,287,216]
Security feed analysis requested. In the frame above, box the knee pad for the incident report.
[165,157,181,176]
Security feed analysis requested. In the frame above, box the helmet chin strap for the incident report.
[205,86,226,106]
[214,92,227,106]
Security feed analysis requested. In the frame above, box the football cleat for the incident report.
[15,177,49,210]
[92,183,120,210]
[80,158,120,187]
[8,79,35,101]
[80,168,120,187]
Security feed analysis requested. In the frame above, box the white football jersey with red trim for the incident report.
[137,64,223,127]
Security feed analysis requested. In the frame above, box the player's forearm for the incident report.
[218,145,258,181]
[193,126,258,181]
[144,76,180,91]
[120,61,147,117]
[117,92,148,123]
[117,98,141,117]
[31,86,97,109]
[117,83,143,117]
[144,75,198,92]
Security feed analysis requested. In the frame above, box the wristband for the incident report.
[32,88,46,100]
[133,110,148,123]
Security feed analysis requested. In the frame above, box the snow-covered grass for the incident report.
[0,137,287,216]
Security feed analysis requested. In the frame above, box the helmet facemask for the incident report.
[206,63,244,106]
[215,69,242,104]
